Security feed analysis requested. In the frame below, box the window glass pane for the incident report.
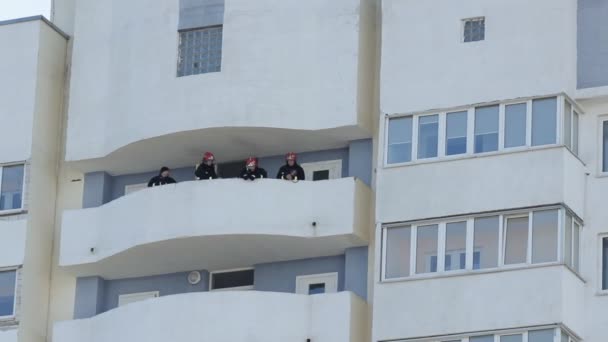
[0,165,24,211]
[418,115,439,159]
[470,335,494,342]
[475,105,499,153]
[0,270,16,317]
[385,226,411,278]
[445,222,467,271]
[501,334,523,342]
[308,283,325,295]
[505,103,527,148]
[573,222,580,272]
[446,111,467,155]
[564,214,573,267]
[603,237,608,290]
[528,329,555,342]
[388,117,413,164]
[604,121,608,172]
[177,26,223,77]
[532,97,557,146]
[463,18,485,42]
[211,269,254,289]
[573,111,579,155]
[561,331,569,342]
[532,210,559,263]
[564,101,572,149]
[416,224,438,273]
[474,216,499,269]
[504,216,529,265]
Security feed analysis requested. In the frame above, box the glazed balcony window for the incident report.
[0,164,25,213]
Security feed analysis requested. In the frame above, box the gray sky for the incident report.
[0,0,50,21]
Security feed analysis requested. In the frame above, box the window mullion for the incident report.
[523,331,529,342]
[437,222,447,273]
[410,226,417,276]
[466,108,475,155]
[526,100,533,146]
[466,218,474,270]
[557,95,564,146]
[498,103,505,151]
[438,112,447,158]
[557,208,564,263]
[527,211,533,264]
[412,116,419,161]
[381,227,388,281]
[498,214,504,267]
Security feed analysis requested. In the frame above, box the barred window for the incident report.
[463,17,485,42]
[177,26,223,77]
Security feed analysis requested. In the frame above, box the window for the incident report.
[0,270,17,318]
[0,164,24,212]
[603,121,608,173]
[388,117,413,164]
[385,95,571,165]
[470,336,493,342]
[532,97,557,146]
[395,328,574,342]
[177,26,223,77]
[528,329,554,342]
[418,115,439,159]
[501,334,523,342]
[504,216,529,265]
[416,224,438,274]
[446,111,467,155]
[505,103,527,148]
[602,236,608,291]
[118,291,159,307]
[474,216,499,269]
[300,160,342,181]
[382,207,580,280]
[463,17,485,42]
[295,273,338,295]
[210,268,254,291]
[573,111,579,154]
[531,210,558,263]
[474,105,499,153]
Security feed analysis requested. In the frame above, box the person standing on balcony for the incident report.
[195,152,218,180]
[147,166,177,187]
[240,157,267,181]
[277,152,305,181]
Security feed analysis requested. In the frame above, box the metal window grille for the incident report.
[177,26,223,77]
[463,18,485,42]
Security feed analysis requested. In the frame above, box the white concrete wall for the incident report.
[377,147,586,223]
[66,0,373,162]
[0,21,40,163]
[0,329,18,342]
[380,0,577,114]
[53,292,366,342]
[0,219,27,268]
[372,266,584,341]
[60,178,370,278]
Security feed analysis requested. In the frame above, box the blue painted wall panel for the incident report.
[345,246,368,300]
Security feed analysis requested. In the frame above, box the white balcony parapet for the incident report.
[0,328,17,342]
[54,291,368,342]
[60,178,370,278]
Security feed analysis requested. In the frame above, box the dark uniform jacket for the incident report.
[240,167,268,181]
[147,176,177,187]
[276,164,305,180]
[195,164,218,179]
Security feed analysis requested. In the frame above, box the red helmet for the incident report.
[246,157,258,168]
[285,152,297,161]
[203,152,215,162]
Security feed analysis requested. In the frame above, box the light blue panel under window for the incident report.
[505,103,527,148]
[532,97,557,146]
[0,165,24,211]
[603,122,608,172]
[388,117,413,164]
[475,105,499,153]
[501,334,523,342]
[528,329,555,342]
[603,237,608,290]
[0,270,16,317]
[470,335,494,342]
[418,115,439,159]
[446,111,467,155]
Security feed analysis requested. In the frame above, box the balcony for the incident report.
[65,0,375,174]
[377,146,586,223]
[55,291,367,342]
[0,218,26,268]
[60,178,371,278]
[372,265,584,341]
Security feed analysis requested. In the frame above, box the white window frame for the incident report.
[381,206,578,282]
[0,267,20,321]
[124,183,148,195]
[300,160,342,181]
[0,162,27,215]
[295,272,338,295]
[117,291,159,307]
[599,233,608,295]
[598,116,608,177]
[384,94,579,168]
[209,267,254,291]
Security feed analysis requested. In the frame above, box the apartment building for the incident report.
[1,0,608,342]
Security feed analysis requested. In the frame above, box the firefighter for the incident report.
[195,152,218,180]
[276,152,305,181]
[240,157,268,181]
[147,166,177,187]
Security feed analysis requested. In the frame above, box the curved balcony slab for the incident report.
[60,178,370,278]
[54,291,368,342]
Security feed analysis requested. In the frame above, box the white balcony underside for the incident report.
[60,178,371,278]
[54,292,368,342]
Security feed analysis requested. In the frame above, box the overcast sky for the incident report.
[0,0,50,21]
